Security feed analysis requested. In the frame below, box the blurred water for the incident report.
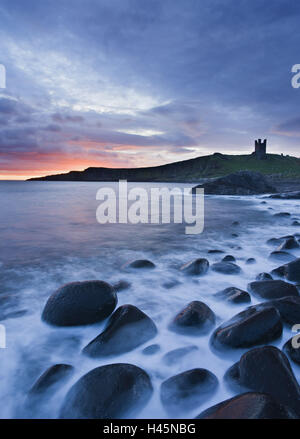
[0,181,300,418]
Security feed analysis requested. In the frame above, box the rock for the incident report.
[162,345,198,366]
[268,191,300,200]
[224,346,300,416]
[29,364,74,395]
[222,255,236,262]
[232,221,240,226]
[142,344,160,355]
[122,259,155,270]
[211,306,282,349]
[211,262,241,275]
[273,212,291,218]
[59,364,153,419]
[42,281,117,327]
[246,258,256,265]
[283,338,300,365]
[267,237,283,246]
[271,258,300,282]
[276,237,299,251]
[248,280,298,299]
[214,287,251,304]
[192,171,276,195]
[231,233,239,238]
[162,280,181,289]
[160,368,218,415]
[196,392,297,419]
[169,301,215,335]
[179,259,209,276]
[113,280,131,292]
[207,249,224,254]
[267,296,300,326]
[82,305,157,357]
[269,251,296,263]
[256,272,273,281]
[292,221,300,226]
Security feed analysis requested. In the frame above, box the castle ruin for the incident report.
[254,138,267,159]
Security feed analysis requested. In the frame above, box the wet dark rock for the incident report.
[162,345,198,366]
[246,258,256,265]
[222,255,236,262]
[162,280,181,289]
[122,259,155,270]
[271,258,300,282]
[231,233,239,238]
[113,280,131,292]
[42,281,117,327]
[207,249,224,254]
[266,296,300,326]
[292,221,300,226]
[59,363,153,419]
[224,346,300,416]
[248,280,298,300]
[196,392,297,419]
[160,368,218,414]
[276,237,299,251]
[83,305,157,357]
[211,306,282,349]
[273,212,291,218]
[214,287,251,304]
[256,272,273,281]
[179,259,209,276]
[267,237,283,246]
[283,338,300,365]
[142,344,160,355]
[29,364,74,395]
[192,171,276,195]
[211,261,241,275]
[269,251,296,263]
[169,301,215,335]
[232,221,240,226]
[268,191,300,200]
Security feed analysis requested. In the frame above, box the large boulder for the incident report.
[179,259,209,276]
[59,364,153,419]
[224,346,300,416]
[214,287,251,304]
[169,301,215,335]
[248,280,298,300]
[196,392,297,419]
[211,306,282,350]
[266,296,300,326]
[82,305,157,357]
[42,281,117,326]
[192,171,276,196]
[29,364,74,395]
[276,237,299,251]
[272,258,300,282]
[160,368,218,414]
[211,262,241,275]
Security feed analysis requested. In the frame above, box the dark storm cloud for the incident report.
[0,0,300,177]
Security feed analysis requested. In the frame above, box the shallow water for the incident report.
[0,181,300,419]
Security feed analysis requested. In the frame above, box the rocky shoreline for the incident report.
[23,220,300,419]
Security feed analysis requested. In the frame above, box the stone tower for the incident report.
[254,138,267,159]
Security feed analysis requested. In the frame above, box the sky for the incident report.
[0,0,300,179]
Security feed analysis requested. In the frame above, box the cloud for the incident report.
[0,0,300,178]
